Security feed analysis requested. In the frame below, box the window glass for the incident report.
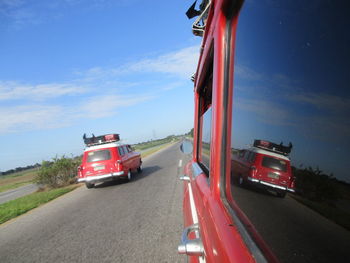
[261,156,287,172]
[200,106,212,171]
[118,147,125,156]
[87,150,111,163]
[123,146,129,154]
[229,1,350,262]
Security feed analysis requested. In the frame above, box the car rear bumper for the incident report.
[247,177,295,192]
[77,171,124,183]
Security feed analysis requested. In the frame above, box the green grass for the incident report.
[140,142,175,158]
[0,169,38,193]
[291,194,350,231]
[133,137,179,151]
[0,185,78,224]
[0,181,33,193]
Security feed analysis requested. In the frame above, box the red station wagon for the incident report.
[77,134,142,189]
[231,140,295,198]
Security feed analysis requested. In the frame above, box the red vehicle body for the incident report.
[77,134,142,189]
[231,140,295,198]
[179,0,278,262]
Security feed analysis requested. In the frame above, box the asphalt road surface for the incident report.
[0,143,187,263]
[0,183,38,204]
[231,183,350,263]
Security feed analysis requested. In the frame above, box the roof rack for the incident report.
[83,133,120,147]
[253,139,292,156]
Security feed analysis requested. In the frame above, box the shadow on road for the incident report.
[94,165,162,189]
[130,165,162,182]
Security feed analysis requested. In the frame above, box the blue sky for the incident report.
[231,1,350,182]
[0,0,200,171]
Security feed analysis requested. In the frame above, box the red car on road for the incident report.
[77,134,142,189]
[231,140,295,198]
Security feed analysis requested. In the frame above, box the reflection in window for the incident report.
[229,1,350,263]
[200,106,212,172]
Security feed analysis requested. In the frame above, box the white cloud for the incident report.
[80,45,200,80]
[234,64,264,81]
[236,97,294,126]
[0,105,67,133]
[0,81,86,100]
[288,93,350,113]
[0,94,153,134]
[125,46,199,78]
[80,94,153,118]
[0,45,197,134]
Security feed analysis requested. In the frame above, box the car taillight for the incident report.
[250,166,257,177]
[116,160,122,170]
[77,166,83,177]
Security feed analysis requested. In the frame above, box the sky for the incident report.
[0,0,200,171]
[231,0,350,182]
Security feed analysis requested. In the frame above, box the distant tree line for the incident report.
[0,163,41,176]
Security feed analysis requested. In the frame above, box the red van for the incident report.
[231,140,295,198]
[77,134,142,189]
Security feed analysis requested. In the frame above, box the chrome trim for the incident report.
[192,162,203,177]
[247,177,287,191]
[287,188,295,193]
[180,175,191,181]
[178,224,204,256]
[77,171,124,182]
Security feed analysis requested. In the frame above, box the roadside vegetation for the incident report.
[35,156,81,188]
[0,185,78,224]
[291,166,350,231]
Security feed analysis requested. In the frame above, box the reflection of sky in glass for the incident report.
[232,1,350,182]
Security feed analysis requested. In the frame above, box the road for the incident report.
[0,142,187,263]
[231,183,350,263]
[2,142,349,263]
[0,183,38,204]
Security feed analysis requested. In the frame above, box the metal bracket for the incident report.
[192,1,211,37]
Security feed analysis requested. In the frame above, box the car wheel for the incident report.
[277,191,286,198]
[85,182,94,189]
[137,163,142,173]
[238,175,245,187]
[126,170,132,182]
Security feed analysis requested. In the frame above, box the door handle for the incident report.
[178,223,204,256]
[179,175,190,181]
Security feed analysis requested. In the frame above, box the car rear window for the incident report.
[87,149,111,163]
[261,156,287,172]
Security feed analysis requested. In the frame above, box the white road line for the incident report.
[178,159,183,167]
[188,182,198,224]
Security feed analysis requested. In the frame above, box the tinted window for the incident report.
[248,152,256,163]
[87,150,111,163]
[229,1,350,262]
[123,146,129,154]
[118,147,125,156]
[261,156,287,172]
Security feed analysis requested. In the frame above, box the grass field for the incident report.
[138,141,176,158]
[0,185,78,224]
[0,169,38,193]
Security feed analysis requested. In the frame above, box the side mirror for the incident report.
[180,140,193,154]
